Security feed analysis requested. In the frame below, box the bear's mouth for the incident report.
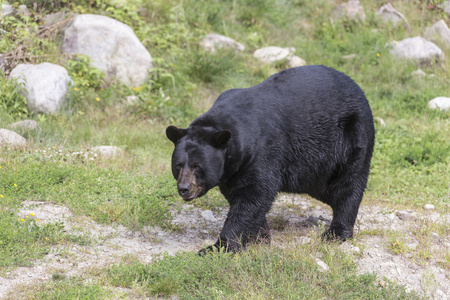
[181,193,197,201]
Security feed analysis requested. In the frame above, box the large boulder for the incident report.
[331,0,366,22]
[376,3,409,28]
[62,14,153,87]
[424,20,450,49]
[9,63,72,114]
[0,129,26,148]
[200,33,245,53]
[389,37,444,66]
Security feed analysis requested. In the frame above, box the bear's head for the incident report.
[166,125,231,201]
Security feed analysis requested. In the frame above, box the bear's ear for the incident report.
[212,129,231,147]
[166,126,187,144]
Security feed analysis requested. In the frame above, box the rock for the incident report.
[376,3,409,28]
[253,46,295,64]
[199,33,245,53]
[438,1,450,14]
[201,210,218,222]
[288,55,306,68]
[42,12,66,27]
[389,37,444,66]
[331,1,366,22]
[298,236,311,245]
[396,210,417,221]
[1,4,15,17]
[342,54,356,60]
[9,63,72,114]
[411,69,426,77]
[376,117,386,127]
[7,120,40,131]
[306,215,330,227]
[424,20,450,48]
[315,258,329,272]
[17,5,30,17]
[124,95,139,106]
[339,242,361,254]
[62,14,153,87]
[0,129,27,148]
[91,146,123,158]
[428,97,450,111]
[423,204,435,210]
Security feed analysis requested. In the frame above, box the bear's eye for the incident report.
[192,165,201,171]
[175,164,182,170]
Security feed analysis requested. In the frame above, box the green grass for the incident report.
[0,0,449,297]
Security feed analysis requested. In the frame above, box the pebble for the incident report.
[315,258,329,272]
[298,236,311,245]
[423,204,435,210]
[396,210,417,221]
[201,210,218,222]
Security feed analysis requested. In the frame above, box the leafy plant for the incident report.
[0,72,28,118]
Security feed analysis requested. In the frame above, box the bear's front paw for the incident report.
[322,226,353,241]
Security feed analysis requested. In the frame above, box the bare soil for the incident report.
[1,196,448,299]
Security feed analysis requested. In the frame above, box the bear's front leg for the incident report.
[198,189,274,255]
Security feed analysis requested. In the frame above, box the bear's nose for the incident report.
[178,187,189,196]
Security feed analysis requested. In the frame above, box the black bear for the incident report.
[166,65,375,253]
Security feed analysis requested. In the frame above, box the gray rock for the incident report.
[288,55,306,68]
[298,236,311,245]
[315,258,329,272]
[411,69,426,77]
[423,204,435,210]
[1,4,15,17]
[389,37,444,66]
[376,117,386,127]
[7,120,40,131]
[91,146,123,158]
[17,5,30,17]
[428,97,450,111]
[9,63,72,114]
[342,54,356,60]
[376,3,409,28]
[438,1,450,14]
[0,129,26,148]
[42,12,66,27]
[331,0,366,22]
[253,46,295,64]
[199,33,245,53]
[62,14,153,87]
[396,210,417,221]
[201,210,218,222]
[424,20,450,48]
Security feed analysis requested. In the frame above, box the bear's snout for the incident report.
[177,168,202,201]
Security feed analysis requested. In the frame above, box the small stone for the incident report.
[18,5,30,17]
[387,213,396,221]
[288,55,306,68]
[298,236,311,245]
[376,117,386,127]
[342,54,356,59]
[423,204,435,210]
[396,210,417,221]
[0,129,27,148]
[201,210,217,222]
[411,69,426,77]
[199,33,245,53]
[1,4,15,17]
[315,258,329,272]
[428,97,450,111]
[91,146,123,158]
[7,120,40,131]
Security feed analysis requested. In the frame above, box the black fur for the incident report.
[166,65,375,253]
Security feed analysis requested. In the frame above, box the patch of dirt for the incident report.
[1,196,448,299]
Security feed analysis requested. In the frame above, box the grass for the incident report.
[0,0,449,298]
